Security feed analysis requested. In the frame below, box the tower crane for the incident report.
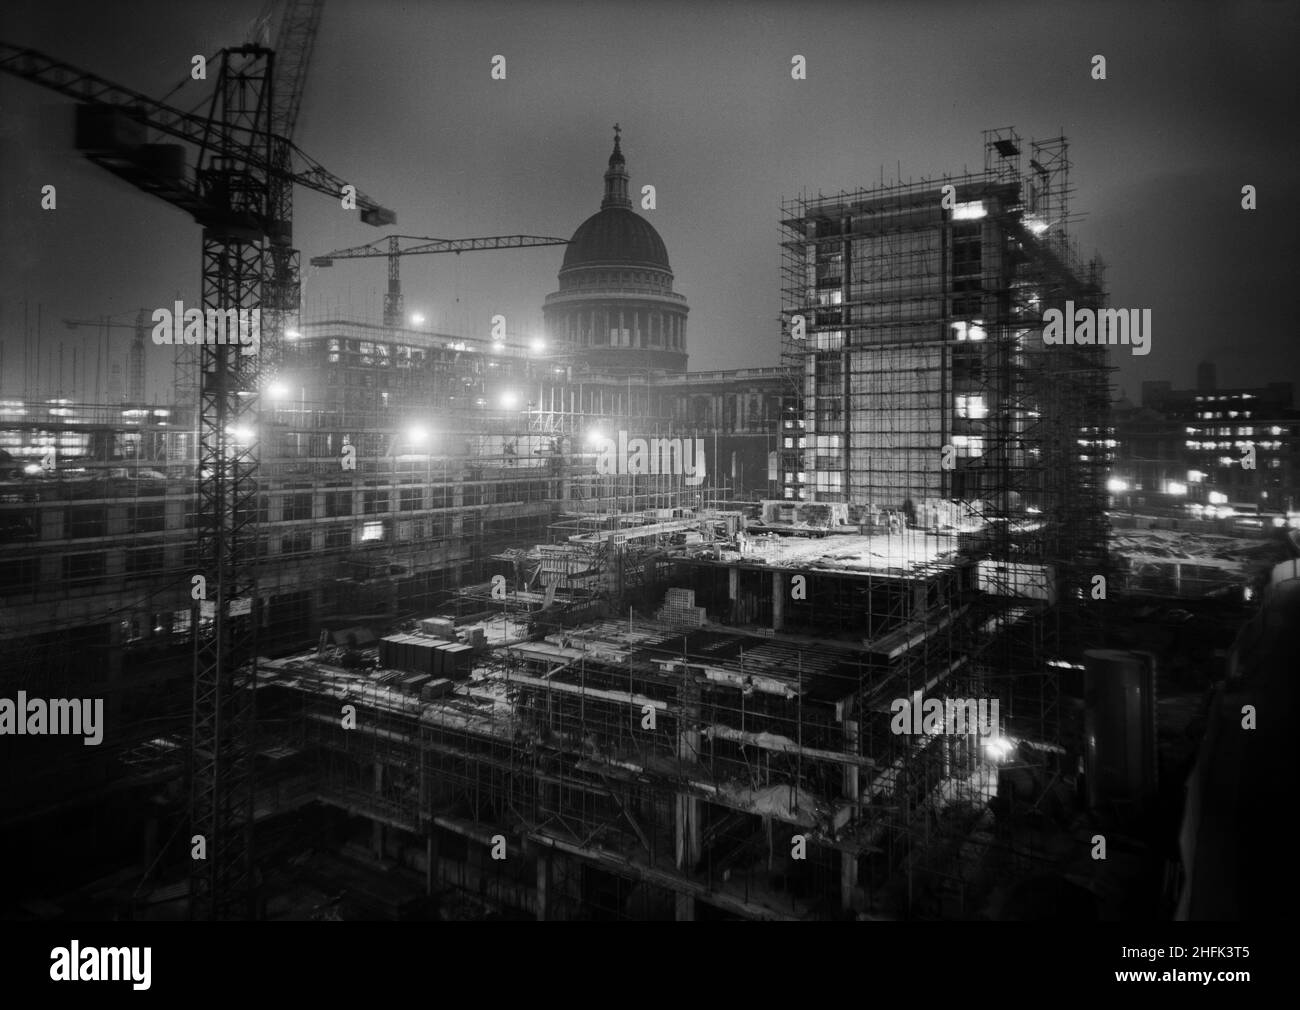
[64,310,150,402]
[310,234,569,329]
[1,25,393,920]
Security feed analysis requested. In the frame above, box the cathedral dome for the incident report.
[561,206,670,272]
[543,128,688,374]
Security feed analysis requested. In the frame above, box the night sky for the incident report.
[2,0,1296,404]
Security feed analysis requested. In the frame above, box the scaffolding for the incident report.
[769,128,1113,911]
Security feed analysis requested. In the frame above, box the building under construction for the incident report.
[1,127,1116,921]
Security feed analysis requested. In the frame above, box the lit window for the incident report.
[956,394,988,420]
[952,435,985,458]
[362,521,384,542]
[953,201,986,220]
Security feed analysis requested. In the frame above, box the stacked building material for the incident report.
[656,587,707,628]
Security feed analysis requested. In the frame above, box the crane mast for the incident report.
[0,25,393,920]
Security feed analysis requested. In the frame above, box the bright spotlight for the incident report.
[285,329,301,341]
[1106,477,1128,493]
[227,425,255,444]
[501,391,518,409]
[266,381,290,400]
[1166,481,1187,496]
[983,736,1014,762]
[585,429,606,448]
[410,313,426,326]
[530,337,545,353]
[408,425,429,445]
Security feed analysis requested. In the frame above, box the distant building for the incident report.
[1133,373,1300,515]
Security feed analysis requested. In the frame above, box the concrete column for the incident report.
[676,669,701,925]
[372,762,385,858]
[841,850,858,914]
[450,463,464,537]
[772,570,785,631]
[841,718,859,811]
[728,566,739,622]
[840,709,860,914]
[536,849,551,921]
